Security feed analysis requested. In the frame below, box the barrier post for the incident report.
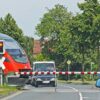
[0,67,3,86]
[67,60,71,81]
[0,41,5,85]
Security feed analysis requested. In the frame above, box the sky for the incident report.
[0,0,84,39]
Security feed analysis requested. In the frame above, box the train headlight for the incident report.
[37,78,42,81]
[25,66,27,69]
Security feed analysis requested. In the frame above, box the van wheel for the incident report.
[52,84,55,87]
[52,81,56,87]
[35,84,38,87]
[30,80,35,86]
[35,82,38,87]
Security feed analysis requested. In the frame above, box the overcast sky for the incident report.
[0,0,84,39]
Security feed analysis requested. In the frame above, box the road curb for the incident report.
[0,91,23,100]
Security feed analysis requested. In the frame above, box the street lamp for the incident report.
[67,60,71,81]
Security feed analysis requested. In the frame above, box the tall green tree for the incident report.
[0,13,24,44]
[36,4,72,67]
[23,36,34,66]
[69,0,100,75]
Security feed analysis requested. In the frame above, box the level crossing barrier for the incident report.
[14,71,100,75]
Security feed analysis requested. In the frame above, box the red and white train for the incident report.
[0,33,32,76]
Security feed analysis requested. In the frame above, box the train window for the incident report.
[0,33,29,64]
[6,49,28,63]
[4,39,14,42]
[6,49,21,55]
[5,41,20,49]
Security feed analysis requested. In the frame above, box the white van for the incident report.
[31,61,56,87]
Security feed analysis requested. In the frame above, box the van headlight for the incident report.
[50,78,55,81]
[36,78,42,81]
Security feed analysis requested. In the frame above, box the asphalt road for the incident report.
[1,83,100,100]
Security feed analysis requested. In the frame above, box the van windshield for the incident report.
[6,49,28,63]
[34,63,55,71]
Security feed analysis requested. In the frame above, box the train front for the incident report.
[1,35,32,77]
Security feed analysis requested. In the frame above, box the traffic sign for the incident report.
[67,60,71,65]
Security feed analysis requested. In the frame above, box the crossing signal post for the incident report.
[0,40,5,85]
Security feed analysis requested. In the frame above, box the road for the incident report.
[1,83,100,100]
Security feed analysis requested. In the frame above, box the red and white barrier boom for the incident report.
[15,71,100,75]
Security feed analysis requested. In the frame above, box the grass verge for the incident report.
[58,79,96,85]
[0,85,18,98]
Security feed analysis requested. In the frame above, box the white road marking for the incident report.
[1,91,23,100]
[59,84,83,100]
[83,97,89,99]
[79,92,83,100]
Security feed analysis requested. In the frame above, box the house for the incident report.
[33,40,42,55]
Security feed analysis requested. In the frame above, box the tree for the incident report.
[36,4,73,67]
[0,13,24,44]
[69,0,100,81]
[23,36,34,66]
[34,53,46,61]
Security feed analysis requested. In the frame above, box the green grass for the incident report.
[0,85,18,96]
[58,79,96,85]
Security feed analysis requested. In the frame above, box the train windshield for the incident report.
[34,63,55,71]
[0,33,28,63]
[6,49,28,63]
[2,38,28,63]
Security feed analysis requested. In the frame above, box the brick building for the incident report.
[33,40,42,55]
